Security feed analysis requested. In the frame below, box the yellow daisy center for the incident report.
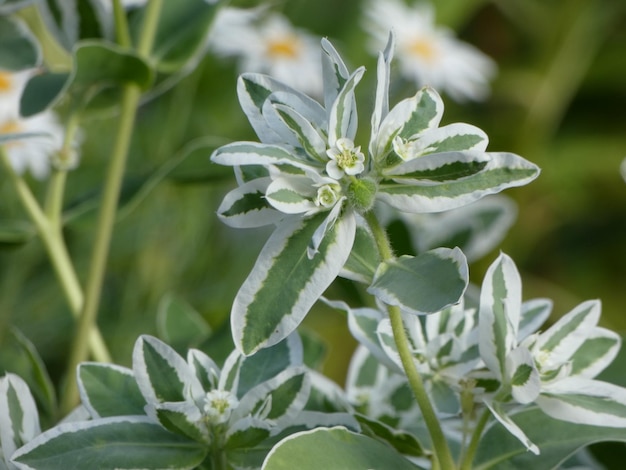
[0,120,22,135]
[266,36,300,59]
[408,37,437,62]
[0,72,13,93]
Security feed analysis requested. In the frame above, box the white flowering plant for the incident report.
[1,0,626,469]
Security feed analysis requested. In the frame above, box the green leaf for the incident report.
[0,0,36,15]
[383,151,489,182]
[154,402,207,442]
[340,218,381,283]
[328,67,365,145]
[11,417,206,470]
[156,293,211,352]
[0,374,41,462]
[20,72,70,117]
[321,38,350,111]
[225,418,271,450]
[217,178,283,228]
[272,103,327,162]
[474,407,626,470]
[232,212,356,355]
[77,363,147,418]
[262,427,423,470]
[0,220,36,248]
[377,152,540,213]
[0,17,40,70]
[148,0,224,73]
[211,141,318,172]
[355,414,425,457]
[368,247,468,315]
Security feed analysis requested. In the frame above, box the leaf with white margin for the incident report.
[377,152,540,213]
[265,176,317,214]
[369,32,395,159]
[219,350,244,396]
[211,141,317,172]
[355,413,425,457]
[237,73,325,145]
[187,349,220,392]
[132,335,203,405]
[321,38,350,112]
[375,87,443,161]
[262,426,423,470]
[77,363,146,418]
[271,103,327,163]
[327,67,365,147]
[10,416,206,470]
[534,300,601,364]
[152,401,207,442]
[369,247,469,316]
[517,298,552,342]
[224,416,271,449]
[307,201,348,259]
[537,377,626,427]
[484,400,539,455]
[232,211,356,355]
[0,374,40,467]
[383,150,490,182]
[231,367,309,426]
[216,177,283,228]
[306,369,353,413]
[339,216,381,283]
[479,253,522,381]
[398,122,489,160]
[568,327,620,378]
[345,345,383,391]
[506,346,540,405]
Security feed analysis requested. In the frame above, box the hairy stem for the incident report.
[364,211,456,469]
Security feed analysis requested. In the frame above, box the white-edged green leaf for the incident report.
[538,377,626,427]
[153,401,207,442]
[369,32,394,159]
[347,307,386,361]
[0,374,40,465]
[307,199,347,258]
[484,400,539,455]
[369,247,468,315]
[272,103,327,162]
[506,347,540,405]
[219,350,244,395]
[535,300,601,362]
[569,327,621,378]
[132,335,203,405]
[237,73,325,145]
[346,345,388,392]
[77,363,146,418]
[306,369,352,413]
[321,38,350,112]
[211,141,315,172]
[156,293,211,351]
[0,0,36,15]
[377,152,540,213]
[518,298,553,342]
[328,67,364,146]
[266,176,316,214]
[383,150,490,182]
[262,426,422,470]
[231,211,356,355]
[224,416,271,450]
[479,253,522,381]
[186,349,220,392]
[216,177,283,228]
[376,319,404,371]
[430,378,461,415]
[355,413,424,457]
[10,416,206,470]
[233,367,309,425]
[0,17,40,70]
[375,87,443,161]
[339,217,381,283]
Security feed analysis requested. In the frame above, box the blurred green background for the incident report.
[1,0,626,418]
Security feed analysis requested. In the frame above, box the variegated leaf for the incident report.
[568,327,620,378]
[369,33,395,159]
[383,150,490,182]
[339,217,381,283]
[537,377,626,427]
[518,298,553,342]
[216,177,282,228]
[327,67,365,146]
[231,211,356,355]
[506,347,540,404]
[484,400,539,455]
[368,248,468,315]
[271,103,327,163]
[211,142,316,172]
[377,152,540,213]
[321,38,351,112]
[187,349,220,392]
[375,87,443,160]
[0,374,40,464]
[153,401,207,442]
[224,416,271,450]
[265,176,316,214]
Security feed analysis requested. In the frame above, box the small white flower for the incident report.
[209,9,323,96]
[326,138,365,179]
[363,0,496,101]
[392,135,434,161]
[203,389,239,425]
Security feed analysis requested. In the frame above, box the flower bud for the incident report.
[347,177,377,213]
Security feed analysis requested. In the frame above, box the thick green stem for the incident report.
[364,211,456,469]
[61,0,164,415]
[0,148,110,363]
[459,408,491,470]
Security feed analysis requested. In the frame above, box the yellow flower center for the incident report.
[0,72,13,93]
[266,36,300,59]
[408,38,437,62]
[0,120,24,148]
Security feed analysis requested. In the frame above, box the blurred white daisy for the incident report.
[363,0,496,102]
[208,8,323,96]
[0,69,31,123]
[621,158,626,183]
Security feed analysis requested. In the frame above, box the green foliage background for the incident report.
[1,1,625,463]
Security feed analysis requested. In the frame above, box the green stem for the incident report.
[112,0,132,47]
[459,408,491,470]
[364,211,456,469]
[0,148,110,363]
[60,0,164,415]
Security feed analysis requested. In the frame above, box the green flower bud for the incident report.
[347,177,377,213]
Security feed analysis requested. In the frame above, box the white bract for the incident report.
[478,253,625,454]
[362,0,496,101]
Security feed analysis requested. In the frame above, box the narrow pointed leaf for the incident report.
[339,218,381,283]
[0,17,40,70]
[225,417,271,449]
[368,247,468,315]
[153,402,207,442]
[377,152,540,213]
[266,176,316,214]
[355,413,425,457]
[518,299,552,342]
[232,212,355,355]
[484,400,539,455]
[479,253,522,381]
[272,103,327,162]
[211,142,315,171]
[262,427,422,470]
[0,374,40,462]
[369,33,394,159]
[569,327,620,378]
[187,349,220,392]
[11,417,206,470]
[77,363,146,418]
[506,347,540,405]
[383,150,489,182]
[328,67,365,146]
[216,177,283,228]
[321,38,350,112]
